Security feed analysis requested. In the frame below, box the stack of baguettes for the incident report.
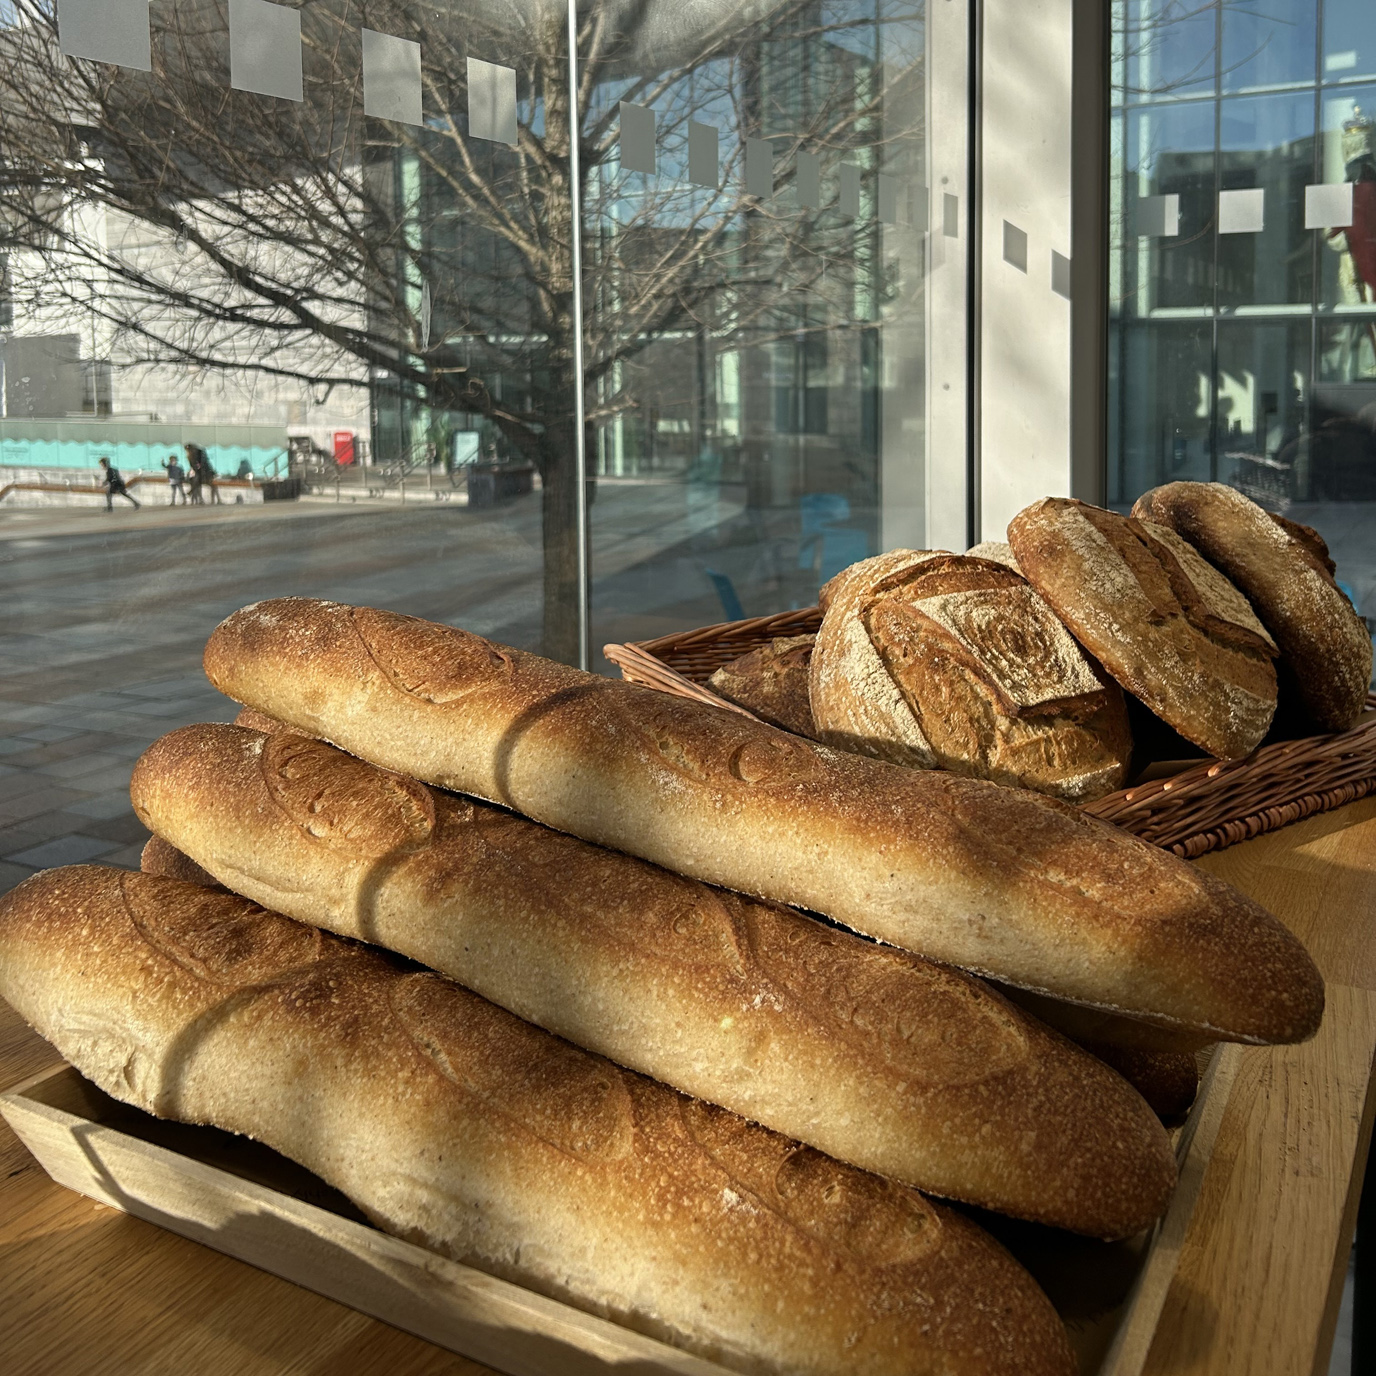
[0,591,1329,1376]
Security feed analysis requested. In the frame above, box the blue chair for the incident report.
[704,568,745,621]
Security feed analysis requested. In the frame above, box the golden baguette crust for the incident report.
[132,722,1177,1238]
[0,866,1075,1376]
[202,598,1324,1044]
[1131,483,1372,732]
[1007,499,1278,760]
[139,835,225,890]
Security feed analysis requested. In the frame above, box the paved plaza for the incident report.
[0,482,751,897]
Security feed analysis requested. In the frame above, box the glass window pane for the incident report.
[1324,0,1376,85]
[1123,0,1217,101]
[0,1,585,897]
[1319,88,1376,307]
[1110,319,1215,504]
[1217,92,1317,307]
[585,0,930,653]
[1221,0,1317,93]
[1315,316,1376,499]
[1123,100,1216,313]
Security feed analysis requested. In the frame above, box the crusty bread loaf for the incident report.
[706,636,817,738]
[965,541,1023,573]
[202,598,1324,1044]
[811,553,1132,802]
[139,835,225,890]
[0,865,1075,1376]
[131,721,1177,1238]
[1131,483,1372,732]
[811,551,946,766]
[1007,498,1279,759]
[1075,1043,1199,1121]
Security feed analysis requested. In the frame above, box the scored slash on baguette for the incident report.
[131,720,1179,1240]
[0,866,1078,1376]
[202,598,1325,1047]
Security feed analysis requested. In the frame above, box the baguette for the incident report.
[202,598,1324,1044]
[0,866,1075,1376]
[132,721,1177,1238]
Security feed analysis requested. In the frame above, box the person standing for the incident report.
[98,457,140,511]
[162,453,186,505]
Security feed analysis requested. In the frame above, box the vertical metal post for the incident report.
[567,0,591,670]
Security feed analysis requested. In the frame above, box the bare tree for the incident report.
[0,0,922,661]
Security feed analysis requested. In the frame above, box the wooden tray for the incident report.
[603,610,1376,859]
[1,1056,1240,1376]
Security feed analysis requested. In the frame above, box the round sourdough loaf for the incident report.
[1131,482,1372,732]
[810,551,1132,802]
[706,635,817,737]
[0,866,1077,1376]
[1007,498,1279,760]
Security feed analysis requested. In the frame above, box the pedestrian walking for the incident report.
[162,454,186,506]
[184,444,204,505]
[98,457,141,511]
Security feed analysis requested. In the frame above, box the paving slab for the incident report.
[65,765,133,794]
[5,834,122,868]
[0,861,35,896]
[33,752,131,780]
[63,792,139,820]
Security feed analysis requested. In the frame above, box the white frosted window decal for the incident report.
[1003,220,1028,272]
[839,164,861,219]
[1305,182,1353,230]
[468,58,518,146]
[1051,251,1072,299]
[796,150,821,210]
[942,192,959,237]
[877,175,899,225]
[1218,188,1265,234]
[229,0,303,103]
[745,138,773,199]
[1137,193,1180,237]
[688,122,718,188]
[57,0,150,71]
[362,29,422,126]
[619,102,656,175]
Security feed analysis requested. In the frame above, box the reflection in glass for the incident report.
[1324,0,1376,85]
[1221,0,1316,93]
[1121,100,1215,314]
[1320,92,1376,309]
[1122,0,1217,101]
[582,0,928,652]
[1217,92,1315,308]
[1111,320,1213,503]
[1214,319,1310,505]
[1316,316,1376,498]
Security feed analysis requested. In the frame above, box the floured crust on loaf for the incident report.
[1131,482,1371,732]
[0,865,1077,1376]
[1008,498,1279,759]
[811,550,948,766]
[707,636,817,738]
[202,597,1325,1044]
[131,721,1179,1239]
[965,540,1023,574]
[813,553,1132,802]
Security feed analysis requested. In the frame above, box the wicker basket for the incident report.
[604,609,1376,859]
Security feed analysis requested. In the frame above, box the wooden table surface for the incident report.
[3,800,1375,1376]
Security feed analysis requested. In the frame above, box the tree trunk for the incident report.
[538,418,582,665]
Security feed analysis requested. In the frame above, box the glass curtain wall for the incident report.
[580,0,930,655]
[1110,0,1376,623]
